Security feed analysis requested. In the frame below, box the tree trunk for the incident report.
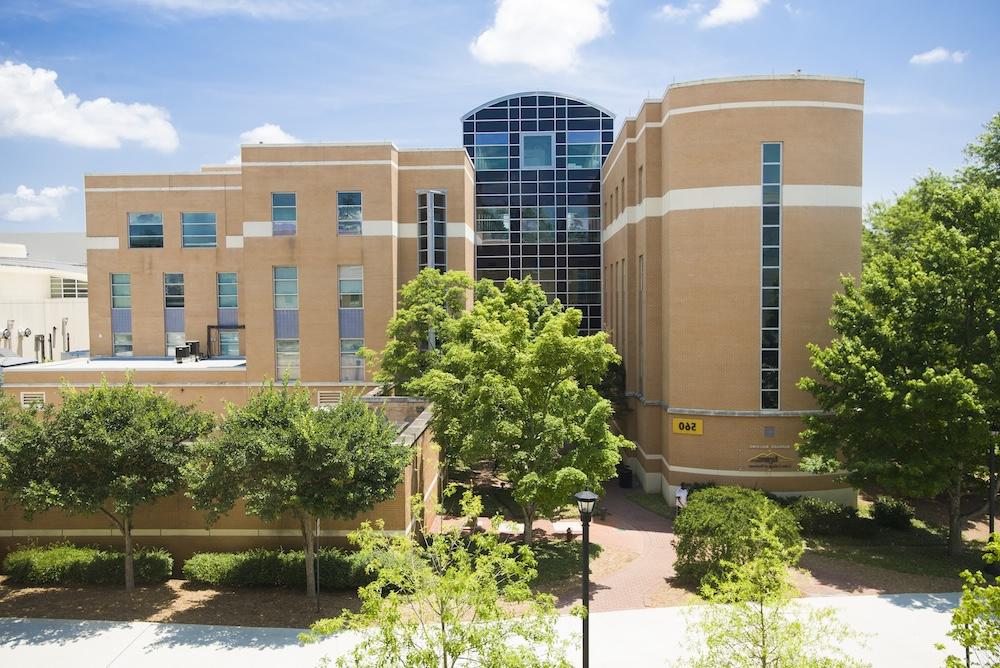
[123,515,135,593]
[947,477,964,556]
[521,506,535,545]
[301,517,317,599]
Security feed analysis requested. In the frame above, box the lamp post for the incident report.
[575,490,598,668]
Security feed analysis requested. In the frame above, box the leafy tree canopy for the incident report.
[412,277,632,543]
[799,118,1000,555]
[0,377,213,590]
[301,491,572,667]
[185,382,411,597]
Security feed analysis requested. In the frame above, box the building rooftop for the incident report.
[4,357,248,373]
[0,257,87,276]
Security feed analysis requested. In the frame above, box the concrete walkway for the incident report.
[0,593,965,667]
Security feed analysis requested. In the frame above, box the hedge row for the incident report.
[3,543,173,585]
[2,543,370,590]
[182,547,371,590]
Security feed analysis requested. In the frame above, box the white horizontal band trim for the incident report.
[361,220,398,236]
[632,444,846,478]
[605,99,863,175]
[85,236,120,250]
[1,381,374,388]
[241,160,396,168]
[397,222,474,241]
[85,186,241,193]
[225,235,244,248]
[398,165,466,171]
[603,185,862,241]
[243,221,272,237]
[0,528,405,538]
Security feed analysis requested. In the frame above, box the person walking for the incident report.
[675,483,688,514]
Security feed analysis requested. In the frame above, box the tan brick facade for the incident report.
[601,75,864,506]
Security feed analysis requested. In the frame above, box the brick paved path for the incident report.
[568,485,678,613]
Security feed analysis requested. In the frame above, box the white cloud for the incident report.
[470,0,611,73]
[118,0,355,20]
[784,3,801,15]
[699,0,769,28]
[657,2,702,21]
[909,47,968,65]
[0,185,78,223]
[228,123,300,163]
[0,61,178,152]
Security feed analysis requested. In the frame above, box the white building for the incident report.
[0,243,89,362]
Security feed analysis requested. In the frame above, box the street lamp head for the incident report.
[575,490,599,518]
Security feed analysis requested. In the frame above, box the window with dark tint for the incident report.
[181,212,216,247]
[271,193,296,236]
[761,142,782,410]
[337,192,362,235]
[128,212,163,248]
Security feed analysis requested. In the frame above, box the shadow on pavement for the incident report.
[0,617,110,647]
[141,621,304,652]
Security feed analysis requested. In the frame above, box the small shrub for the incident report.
[872,496,915,531]
[673,486,802,586]
[790,497,858,536]
[182,547,371,590]
[3,542,172,585]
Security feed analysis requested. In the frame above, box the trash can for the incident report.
[617,463,633,488]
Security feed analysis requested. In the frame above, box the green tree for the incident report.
[368,268,474,395]
[686,517,866,668]
[963,112,1000,188]
[942,534,1000,667]
[413,277,632,543]
[300,491,572,667]
[798,169,1000,555]
[185,383,411,599]
[673,486,802,586]
[0,379,213,591]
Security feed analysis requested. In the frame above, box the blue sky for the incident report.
[0,0,998,232]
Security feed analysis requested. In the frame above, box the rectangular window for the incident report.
[474,133,509,170]
[337,192,362,235]
[128,212,163,248]
[219,330,241,357]
[112,332,133,357]
[522,133,554,168]
[273,266,298,309]
[181,212,217,247]
[338,265,363,308]
[567,131,601,170]
[272,192,296,236]
[165,331,186,357]
[418,191,448,271]
[217,272,238,308]
[761,142,782,410]
[521,206,556,243]
[111,273,131,309]
[475,207,511,243]
[276,339,300,380]
[50,277,89,298]
[567,206,601,242]
[164,273,184,308]
[340,338,365,382]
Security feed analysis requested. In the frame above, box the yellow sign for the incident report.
[672,418,703,435]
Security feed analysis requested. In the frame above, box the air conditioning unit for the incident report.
[186,340,201,359]
[317,390,342,407]
[175,345,191,364]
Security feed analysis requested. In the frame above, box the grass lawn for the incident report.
[623,491,673,520]
[530,539,603,585]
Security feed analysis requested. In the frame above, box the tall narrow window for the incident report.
[217,272,238,308]
[111,273,132,357]
[181,212,217,247]
[128,212,163,248]
[273,266,299,309]
[337,192,362,235]
[418,191,448,270]
[338,266,363,308]
[275,339,300,380]
[638,166,645,202]
[271,192,296,236]
[338,265,364,382]
[638,255,645,395]
[164,273,185,356]
[761,142,782,410]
